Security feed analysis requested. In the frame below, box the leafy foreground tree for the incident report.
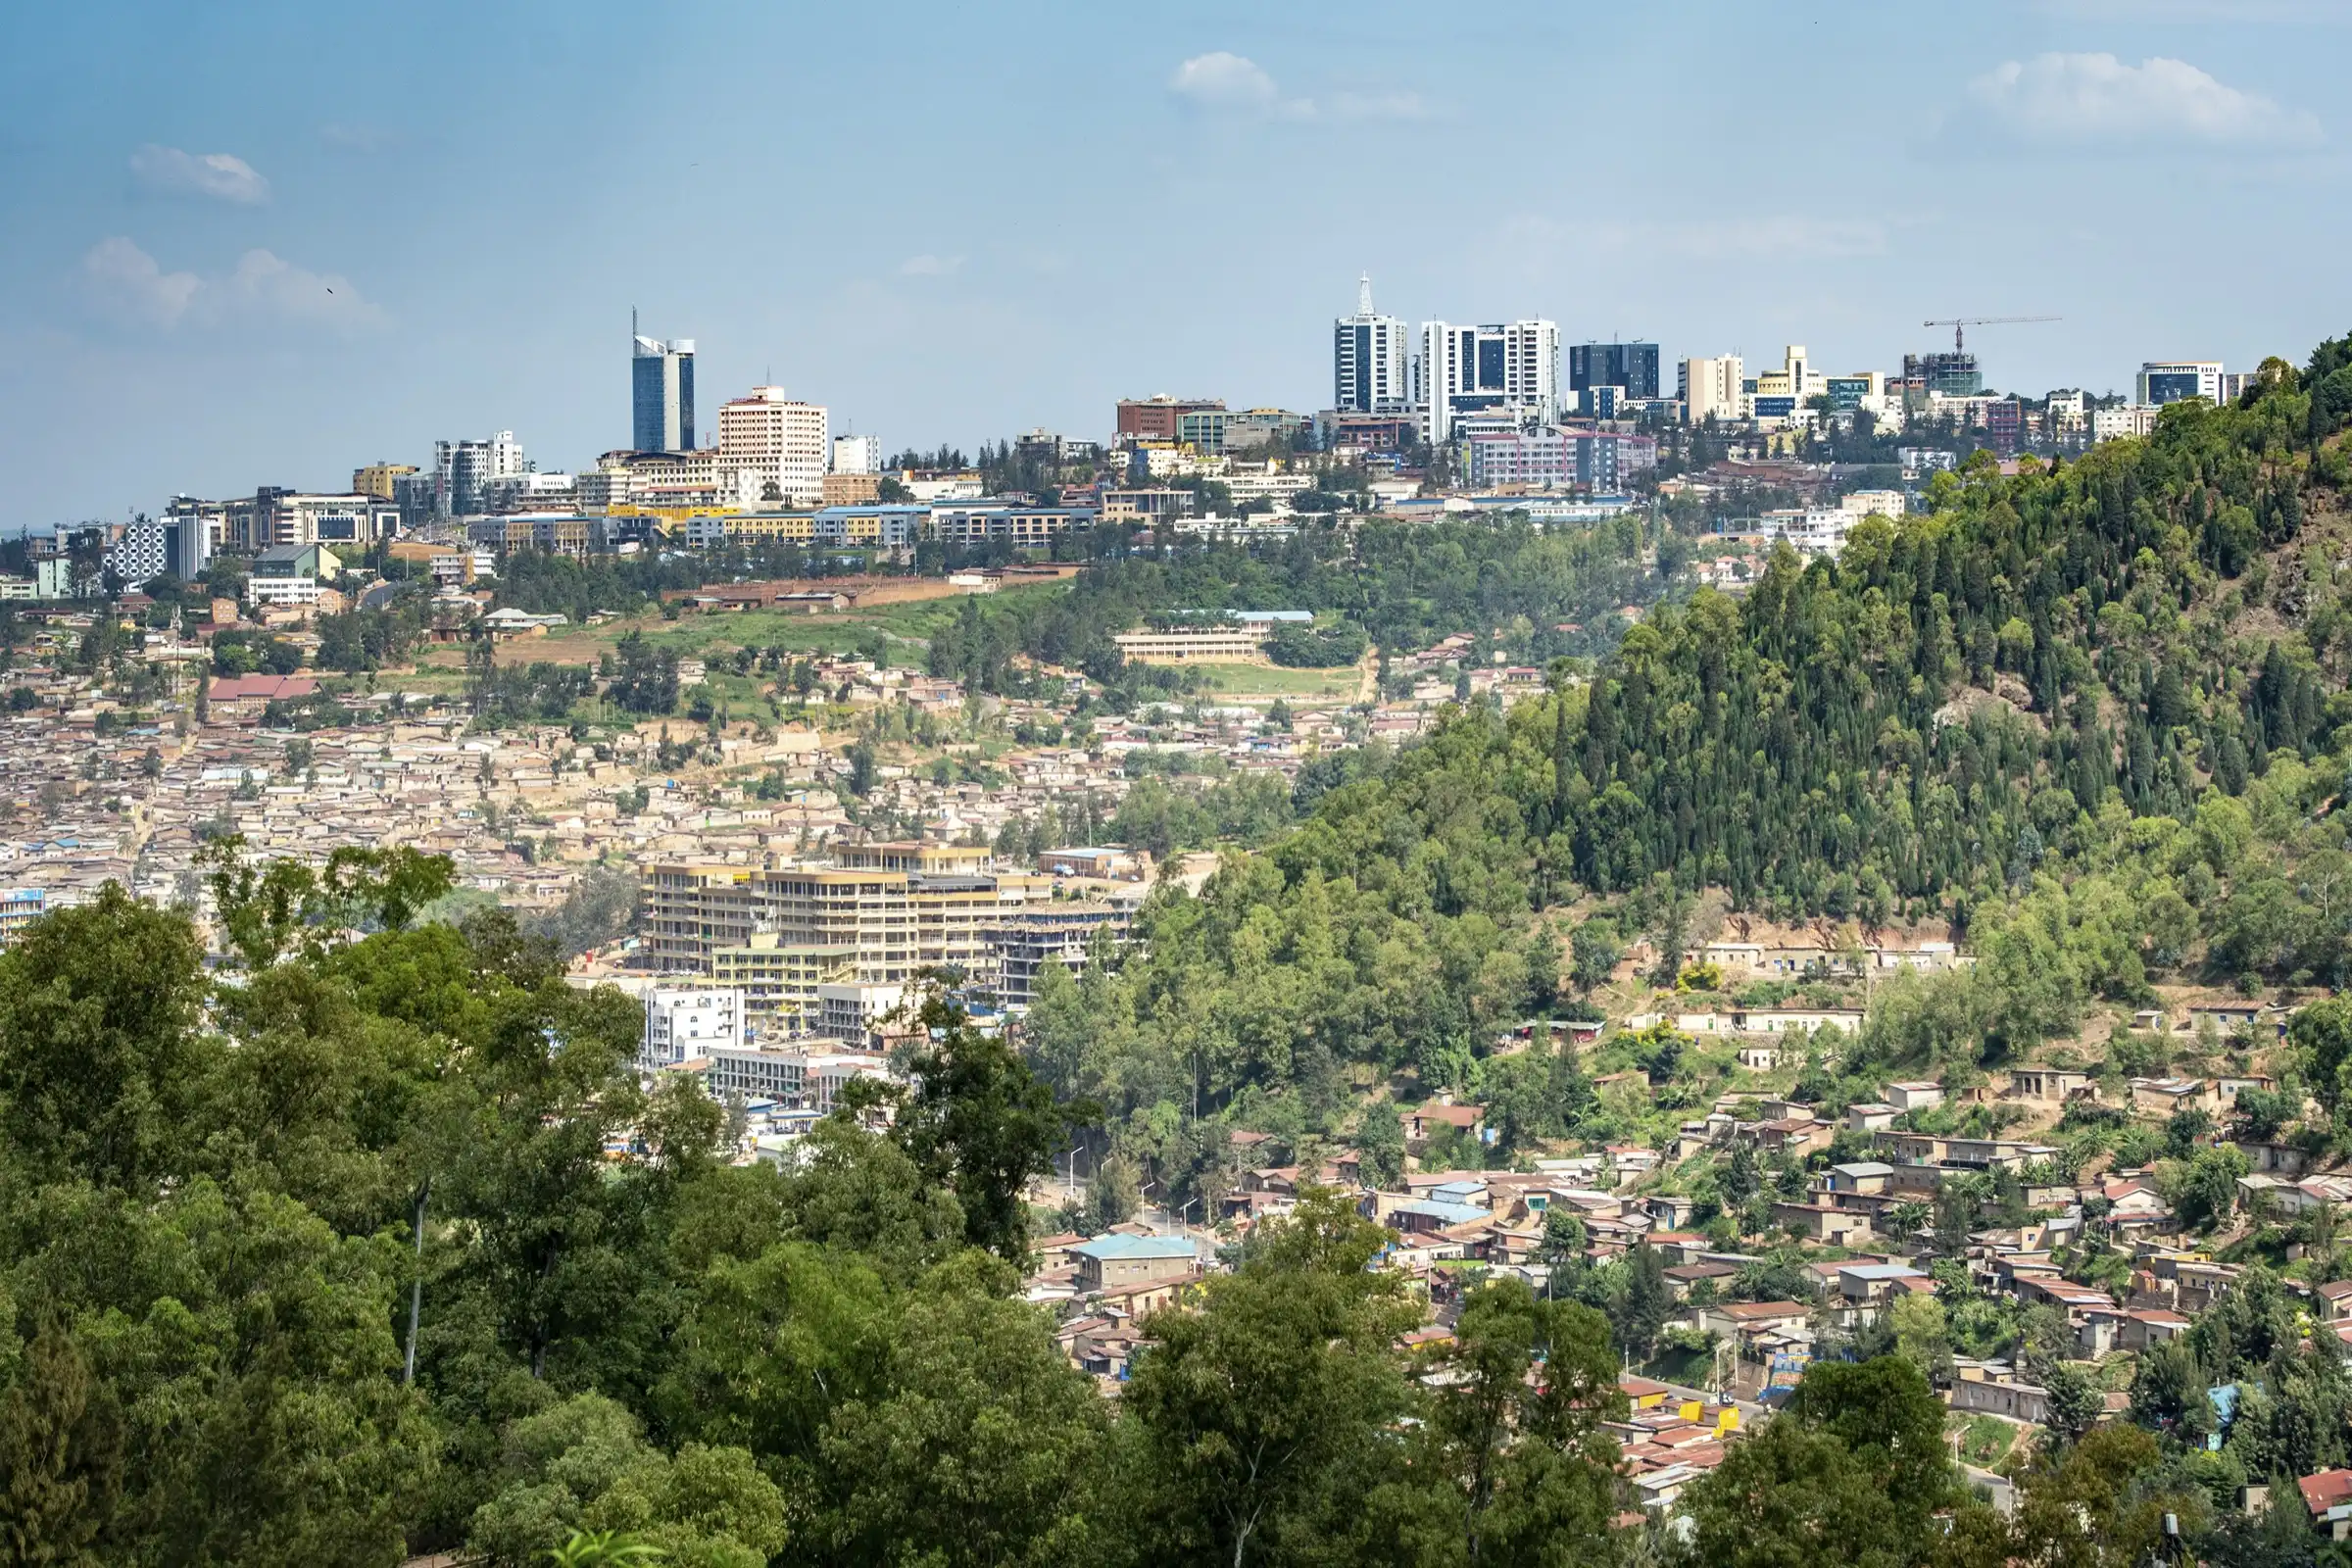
[1668,1357,1960,1568]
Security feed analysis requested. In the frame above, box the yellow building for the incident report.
[644,862,760,971]
[710,934,857,1032]
[644,852,1053,981]
[724,513,815,543]
[353,463,418,500]
[834,842,993,875]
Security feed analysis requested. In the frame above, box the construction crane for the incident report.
[1923,315,2060,354]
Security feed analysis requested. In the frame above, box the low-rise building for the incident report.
[642,986,746,1071]
[1072,1233,1198,1293]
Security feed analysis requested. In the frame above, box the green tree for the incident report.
[1117,1193,1415,1568]
[894,998,1095,1261]
[1400,1279,1624,1567]
[0,883,211,1192]
[0,1326,123,1567]
[818,1261,1107,1567]
[1669,1356,1962,1568]
[1569,919,1621,994]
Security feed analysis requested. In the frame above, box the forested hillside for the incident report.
[1028,338,2352,1202]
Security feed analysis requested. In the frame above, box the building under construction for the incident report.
[1901,351,1982,400]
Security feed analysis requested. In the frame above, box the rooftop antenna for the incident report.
[1358,273,1373,316]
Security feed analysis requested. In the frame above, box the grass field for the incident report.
[1192,662,1361,700]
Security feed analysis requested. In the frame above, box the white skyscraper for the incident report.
[1333,274,1408,415]
[717,386,830,504]
[832,434,882,475]
[1417,318,1560,442]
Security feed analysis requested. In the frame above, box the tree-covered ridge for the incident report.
[1567,358,2340,919]
[1023,337,2352,1193]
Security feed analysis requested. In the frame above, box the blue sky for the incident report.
[2,0,2346,528]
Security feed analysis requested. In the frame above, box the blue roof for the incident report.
[1395,1200,1490,1224]
[1073,1234,1197,1261]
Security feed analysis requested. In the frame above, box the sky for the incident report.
[2,0,2348,529]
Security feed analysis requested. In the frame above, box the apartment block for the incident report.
[641,985,746,1071]
[642,847,1054,984]
[710,933,858,1034]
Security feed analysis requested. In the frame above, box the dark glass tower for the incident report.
[631,313,696,452]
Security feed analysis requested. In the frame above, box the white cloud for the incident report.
[898,253,965,277]
[128,143,270,203]
[1169,52,1281,113]
[222,249,384,329]
[77,238,382,332]
[1167,54,1427,123]
[82,236,202,326]
[1966,52,2322,147]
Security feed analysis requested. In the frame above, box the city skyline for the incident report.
[4,0,2349,527]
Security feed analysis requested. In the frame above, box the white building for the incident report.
[105,514,211,584]
[2094,405,2160,443]
[704,1045,892,1109]
[717,386,830,505]
[484,471,575,514]
[1757,509,1855,559]
[814,981,909,1044]
[1680,356,1744,424]
[1334,274,1409,415]
[642,986,747,1071]
[2136,362,2224,407]
[1840,489,1906,520]
[831,434,881,475]
[488,429,528,480]
[1418,318,1560,442]
[244,575,324,609]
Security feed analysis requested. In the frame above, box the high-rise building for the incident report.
[2137,362,2225,407]
[1901,351,1981,399]
[435,440,492,517]
[717,387,830,505]
[832,434,882,474]
[488,429,527,480]
[642,845,1053,979]
[1416,318,1559,442]
[632,315,696,453]
[1569,341,1661,401]
[1334,274,1409,415]
[430,432,526,517]
[1679,356,1743,423]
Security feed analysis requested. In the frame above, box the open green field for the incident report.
[1192,662,1362,700]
